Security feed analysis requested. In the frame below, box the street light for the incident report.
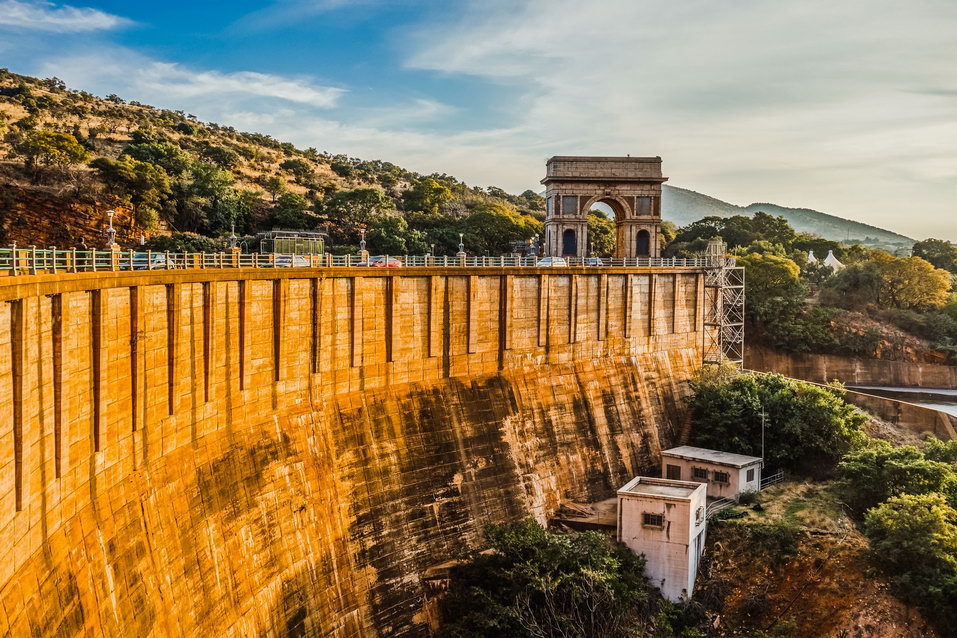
[105,210,116,247]
[457,233,465,255]
[228,222,238,250]
[359,228,367,253]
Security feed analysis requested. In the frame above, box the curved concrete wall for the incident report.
[747,345,957,388]
[0,267,705,637]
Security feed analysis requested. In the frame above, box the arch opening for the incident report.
[636,230,651,257]
[561,229,577,256]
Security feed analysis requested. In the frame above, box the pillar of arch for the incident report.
[541,156,667,258]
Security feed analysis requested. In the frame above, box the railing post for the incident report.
[29,245,37,275]
[49,246,57,274]
[147,250,153,270]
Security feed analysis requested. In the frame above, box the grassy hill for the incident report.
[662,185,913,250]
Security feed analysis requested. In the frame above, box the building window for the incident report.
[642,513,664,528]
[695,506,704,525]
[636,196,652,215]
[692,467,708,481]
[666,464,681,480]
[747,468,755,482]
[561,195,578,216]
[713,471,730,484]
[547,197,554,215]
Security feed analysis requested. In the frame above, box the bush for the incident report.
[837,440,957,514]
[864,493,957,624]
[440,519,662,638]
[687,370,867,476]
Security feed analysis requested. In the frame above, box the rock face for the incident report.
[0,267,705,637]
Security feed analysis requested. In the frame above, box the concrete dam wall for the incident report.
[0,266,706,637]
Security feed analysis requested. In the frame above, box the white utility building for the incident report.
[617,477,707,602]
[661,445,763,500]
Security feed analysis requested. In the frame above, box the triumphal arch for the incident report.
[541,156,667,258]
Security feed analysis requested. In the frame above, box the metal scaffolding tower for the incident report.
[703,240,745,367]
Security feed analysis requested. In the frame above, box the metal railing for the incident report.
[0,247,718,274]
[760,470,785,489]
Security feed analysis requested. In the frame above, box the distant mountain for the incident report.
[661,185,913,247]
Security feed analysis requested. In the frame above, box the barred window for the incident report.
[713,471,730,484]
[666,464,681,480]
[642,513,664,528]
[692,467,708,480]
[746,468,755,482]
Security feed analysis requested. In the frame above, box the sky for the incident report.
[1,0,956,240]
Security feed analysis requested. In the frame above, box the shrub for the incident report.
[687,370,867,476]
[440,519,662,638]
[864,493,957,624]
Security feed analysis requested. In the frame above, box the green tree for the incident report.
[460,202,542,255]
[687,370,867,475]
[587,210,616,256]
[14,130,89,173]
[90,155,170,230]
[278,158,314,183]
[823,254,951,311]
[367,216,428,255]
[261,175,286,203]
[440,519,659,638]
[201,145,241,169]
[270,192,312,229]
[121,141,192,176]
[837,440,957,514]
[913,238,957,274]
[864,493,957,622]
[402,177,454,214]
[323,188,393,226]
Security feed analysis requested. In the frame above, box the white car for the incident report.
[536,257,568,267]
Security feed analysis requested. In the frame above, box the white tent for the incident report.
[823,250,845,271]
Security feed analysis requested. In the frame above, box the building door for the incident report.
[562,229,577,256]
[666,464,681,480]
[636,230,650,256]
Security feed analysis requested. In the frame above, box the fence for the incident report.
[706,470,785,518]
[0,247,721,274]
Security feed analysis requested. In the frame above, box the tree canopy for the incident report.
[440,519,662,638]
[687,369,867,475]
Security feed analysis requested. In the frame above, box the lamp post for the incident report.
[359,227,369,261]
[457,233,465,255]
[105,210,116,247]
[228,222,238,250]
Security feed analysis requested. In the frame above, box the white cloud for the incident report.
[0,0,129,32]
[398,0,957,239]
[135,63,345,109]
[40,52,345,110]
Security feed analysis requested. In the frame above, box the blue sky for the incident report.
[1,0,956,240]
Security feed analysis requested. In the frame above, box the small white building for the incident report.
[661,446,763,500]
[617,477,707,602]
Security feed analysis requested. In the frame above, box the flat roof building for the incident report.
[617,477,707,602]
[661,446,762,500]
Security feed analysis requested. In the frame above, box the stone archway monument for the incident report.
[541,156,667,258]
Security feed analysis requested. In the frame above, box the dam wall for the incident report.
[0,266,706,637]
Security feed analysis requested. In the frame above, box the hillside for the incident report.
[662,185,913,250]
[0,69,544,254]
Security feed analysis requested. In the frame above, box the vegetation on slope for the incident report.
[663,212,957,362]
[0,69,544,254]
[439,519,672,638]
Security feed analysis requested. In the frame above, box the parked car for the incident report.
[536,256,568,267]
[584,257,606,266]
[357,256,403,267]
[119,253,178,270]
[269,254,311,268]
